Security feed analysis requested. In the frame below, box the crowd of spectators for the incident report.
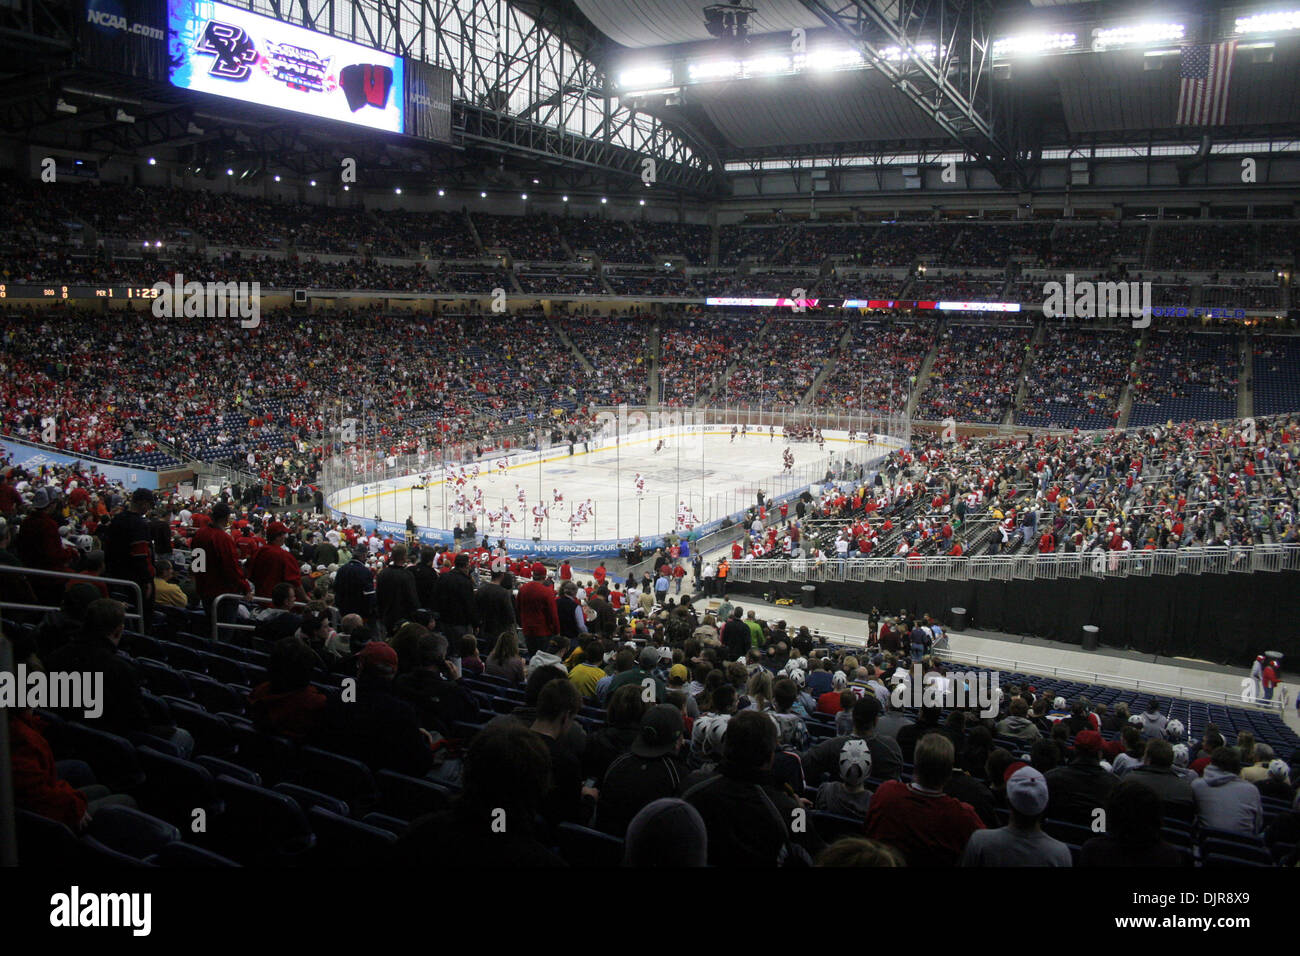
[1040,223,1148,268]
[811,322,935,413]
[914,324,1033,423]
[11,445,1296,868]
[717,225,801,266]
[657,316,763,407]
[1129,331,1239,425]
[1148,224,1257,272]
[717,319,846,406]
[473,213,569,262]
[1015,328,1135,429]
[556,316,652,406]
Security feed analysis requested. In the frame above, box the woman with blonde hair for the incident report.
[485,630,526,685]
[745,669,774,713]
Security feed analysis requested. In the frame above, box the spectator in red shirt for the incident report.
[517,562,560,657]
[863,732,985,866]
[14,486,74,606]
[191,501,252,624]
[247,521,308,603]
[816,674,851,715]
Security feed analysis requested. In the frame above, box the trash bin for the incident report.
[1082,625,1100,651]
[951,607,968,631]
[801,585,816,609]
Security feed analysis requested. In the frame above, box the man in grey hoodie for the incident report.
[1137,700,1168,741]
[1192,747,1264,835]
[996,697,1041,744]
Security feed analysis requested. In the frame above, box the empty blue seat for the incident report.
[308,806,397,865]
[211,775,315,865]
[376,769,451,822]
[86,805,181,860]
[294,746,378,816]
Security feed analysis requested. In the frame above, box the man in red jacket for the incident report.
[14,486,74,605]
[247,521,308,603]
[192,501,252,625]
[517,561,559,657]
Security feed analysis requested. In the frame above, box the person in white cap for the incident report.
[960,765,1072,867]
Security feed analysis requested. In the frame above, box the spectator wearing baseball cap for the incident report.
[604,645,668,704]
[14,485,73,605]
[594,704,688,838]
[1043,729,1118,826]
[960,766,1072,866]
[517,561,559,657]
[801,694,903,784]
[246,520,307,603]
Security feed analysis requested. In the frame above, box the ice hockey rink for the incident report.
[328,428,902,551]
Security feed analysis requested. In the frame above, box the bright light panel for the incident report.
[619,65,672,88]
[1092,23,1185,51]
[1236,11,1300,33]
[992,32,1077,57]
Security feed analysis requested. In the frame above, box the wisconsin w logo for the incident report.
[340,63,394,111]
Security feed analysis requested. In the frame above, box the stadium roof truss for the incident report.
[0,0,721,195]
[232,0,721,193]
[795,0,1021,184]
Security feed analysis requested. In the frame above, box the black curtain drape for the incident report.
[726,570,1300,666]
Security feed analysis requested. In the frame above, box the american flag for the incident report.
[1177,41,1236,126]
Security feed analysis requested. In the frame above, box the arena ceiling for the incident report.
[524,0,1300,187]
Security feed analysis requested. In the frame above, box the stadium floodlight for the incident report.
[480,191,487,198]
[226,168,234,176]
[1236,10,1300,33]
[879,43,940,62]
[155,241,162,248]
[394,187,402,194]
[802,48,865,72]
[521,193,527,200]
[1092,23,1185,51]
[310,180,317,187]
[639,199,646,205]
[562,195,569,202]
[437,188,445,196]
[992,32,1077,58]
[619,65,673,91]
[744,55,791,77]
[273,175,281,182]
[343,185,349,191]
[600,197,608,204]
[688,59,742,81]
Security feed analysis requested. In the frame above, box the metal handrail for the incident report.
[0,564,146,626]
[727,542,1300,584]
[210,591,312,641]
[786,625,1284,713]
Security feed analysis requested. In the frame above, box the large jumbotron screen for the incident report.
[168,0,405,133]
